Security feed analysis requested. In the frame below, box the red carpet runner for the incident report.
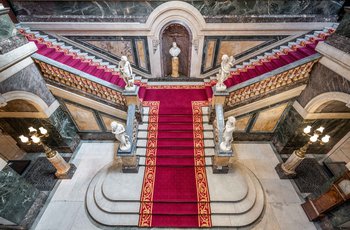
[139,86,211,228]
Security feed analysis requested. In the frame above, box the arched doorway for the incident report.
[161,23,191,77]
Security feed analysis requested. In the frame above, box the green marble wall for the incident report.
[0,166,39,225]
[0,13,15,41]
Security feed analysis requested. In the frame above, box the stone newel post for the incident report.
[211,87,234,174]
[116,86,142,173]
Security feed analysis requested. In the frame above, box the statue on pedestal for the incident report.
[111,121,131,151]
[118,56,135,91]
[216,54,235,91]
[169,42,181,78]
[220,116,236,151]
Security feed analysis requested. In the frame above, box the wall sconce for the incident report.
[19,126,75,179]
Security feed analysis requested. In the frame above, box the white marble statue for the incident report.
[111,121,131,151]
[220,116,236,151]
[216,54,235,91]
[118,56,135,91]
[169,42,181,57]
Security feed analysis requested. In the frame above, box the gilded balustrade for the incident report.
[226,60,317,108]
[34,59,127,109]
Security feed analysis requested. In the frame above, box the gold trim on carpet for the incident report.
[139,101,160,227]
[192,101,212,227]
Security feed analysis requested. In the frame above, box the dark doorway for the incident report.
[161,23,191,77]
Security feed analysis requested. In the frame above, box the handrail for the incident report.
[226,56,319,109]
[227,54,320,93]
[33,53,127,110]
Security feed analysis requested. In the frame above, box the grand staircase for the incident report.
[14,24,336,228]
[85,89,265,228]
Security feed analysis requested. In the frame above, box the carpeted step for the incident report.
[139,202,200,215]
[149,214,210,228]
[143,158,206,167]
[138,86,147,101]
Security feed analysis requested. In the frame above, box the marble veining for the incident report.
[0,63,56,106]
[201,35,287,74]
[297,63,350,107]
[11,0,343,23]
[63,35,151,73]
[49,107,80,151]
[0,166,39,225]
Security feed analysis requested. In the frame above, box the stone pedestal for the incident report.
[212,155,233,174]
[275,150,305,179]
[119,155,139,173]
[46,151,76,179]
[171,57,179,78]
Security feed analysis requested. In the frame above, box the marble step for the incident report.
[91,164,258,213]
[86,163,264,227]
[211,165,265,227]
[85,163,141,226]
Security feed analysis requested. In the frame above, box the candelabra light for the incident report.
[277,125,331,178]
[19,126,75,179]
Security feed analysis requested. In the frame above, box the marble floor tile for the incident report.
[270,202,316,230]
[35,201,81,230]
[259,179,301,204]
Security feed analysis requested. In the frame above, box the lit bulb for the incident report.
[31,135,41,143]
[19,135,29,143]
[303,125,312,134]
[321,135,330,143]
[316,126,325,133]
[310,134,319,142]
[39,127,47,135]
[28,127,37,133]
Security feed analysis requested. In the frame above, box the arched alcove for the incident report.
[161,23,191,77]
[304,92,350,113]
[0,91,56,118]
[146,1,205,78]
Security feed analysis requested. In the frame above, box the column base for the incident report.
[212,164,230,174]
[55,163,77,179]
[212,155,232,174]
[121,156,140,173]
[275,163,297,179]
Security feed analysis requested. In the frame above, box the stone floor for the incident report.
[32,142,316,230]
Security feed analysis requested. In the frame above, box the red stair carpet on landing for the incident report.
[139,86,212,228]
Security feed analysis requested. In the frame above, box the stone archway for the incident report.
[161,23,191,77]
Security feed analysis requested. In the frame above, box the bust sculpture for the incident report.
[220,116,236,151]
[169,42,181,57]
[118,56,135,90]
[216,54,235,91]
[111,121,131,151]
